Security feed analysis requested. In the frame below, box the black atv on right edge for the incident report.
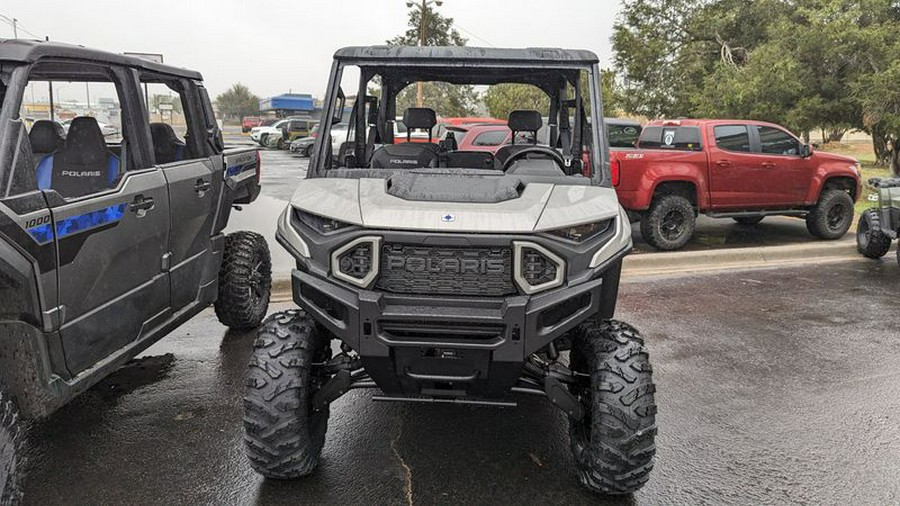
[857,176,900,265]
[243,46,657,496]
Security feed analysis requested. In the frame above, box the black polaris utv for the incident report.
[0,39,272,503]
[242,46,657,495]
[857,176,900,265]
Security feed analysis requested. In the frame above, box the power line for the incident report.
[452,21,496,47]
[0,13,44,39]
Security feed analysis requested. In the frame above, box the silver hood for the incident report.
[288,177,622,233]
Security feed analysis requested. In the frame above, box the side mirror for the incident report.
[800,144,813,158]
[332,88,346,124]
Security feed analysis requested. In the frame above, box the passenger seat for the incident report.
[494,110,543,169]
[149,122,186,164]
[370,108,441,169]
[36,117,120,198]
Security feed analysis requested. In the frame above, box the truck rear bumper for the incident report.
[292,267,612,399]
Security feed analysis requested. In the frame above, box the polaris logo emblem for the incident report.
[441,214,456,223]
[61,170,102,177]
[389,159,420,165]
[386,256,505,275]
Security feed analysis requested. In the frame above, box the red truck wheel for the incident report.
[640,194,695,251]
[807,190,854,240]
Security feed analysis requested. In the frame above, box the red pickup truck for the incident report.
[611,119,862,250]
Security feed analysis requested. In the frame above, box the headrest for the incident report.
[149,122,182,144]
[402,108,437,130]
[61,117,108,165]
[508,110,542,132]
[29,120,65,153]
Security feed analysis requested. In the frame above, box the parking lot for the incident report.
[19,259,900,505]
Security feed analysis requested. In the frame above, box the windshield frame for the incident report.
[309,58,610,187]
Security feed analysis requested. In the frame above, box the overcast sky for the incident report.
[1,0,622,100]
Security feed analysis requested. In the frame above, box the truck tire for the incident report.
[806,189,854,240]
[0,389,23,505]
[640,194,695,251]
[214,231,272,331]
[857,208,892,259]
[243,310,332,479]
[733,216,764,226]
[568,320,657,496]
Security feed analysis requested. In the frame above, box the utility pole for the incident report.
[406,0,443,107]
[12,18,17,38]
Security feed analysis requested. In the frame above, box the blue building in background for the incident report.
[259,93,316,118]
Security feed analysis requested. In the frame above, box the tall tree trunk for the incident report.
[827,129,845,143]
[892,145,900,177]
[873,125,889,167]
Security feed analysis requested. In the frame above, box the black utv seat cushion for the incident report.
[149,122,186,164]
[29,120,66,160]
[370,142,440,169]
[442,151,494,169]
[403,107,437,131]
[36,117,119,198]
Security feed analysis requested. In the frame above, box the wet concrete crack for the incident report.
[390,413,414,506]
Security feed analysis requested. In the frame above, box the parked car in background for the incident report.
[251,118,293,146]
[60,118,119,137]
[242,116,264,133]
[290,124,320,156]
[611,119,861,250]
[456,124,513,154]
[278,117,318,148]
[435,116,505,140]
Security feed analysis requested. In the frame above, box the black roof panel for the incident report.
[334,46,600,66]
[0,38,202,80]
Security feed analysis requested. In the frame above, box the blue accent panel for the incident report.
[226,164,245,177]
[175,145,185,162]
[55,203,127,239]
[36,155,53,190]
[107,155,120,186]
[28,223,54,245]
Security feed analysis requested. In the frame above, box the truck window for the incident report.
[755,126,800,156]
[473,130,508,146]
[140,79,204,164]
[639,126,702,151]
[714,125,751,153]
[607,123,641,148]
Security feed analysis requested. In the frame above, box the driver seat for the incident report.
[494,110,542,169]
[370,108,441,169]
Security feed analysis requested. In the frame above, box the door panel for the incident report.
[754,126,813,205]
[708,125,775,209]
[162,158,220,310]
[53,169,170,374]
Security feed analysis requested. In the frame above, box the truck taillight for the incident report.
[611,158,621,187]
[581,148,592,177]
[255,149,261,184]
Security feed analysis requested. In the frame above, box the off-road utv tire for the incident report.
[243,310,332,479]
[806,189,854,240]
[0,389,23,505]
[733,216,764,226]
[214,231,272,330]
[640,194,695,251]
[568,320,657,496]
[857,208,892,259]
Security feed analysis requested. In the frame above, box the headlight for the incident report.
[331,237,381,288]
[545,220,612,243]
[296,209,354,235]
[513,242,565,295]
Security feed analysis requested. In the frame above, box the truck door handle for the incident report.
[715,160,733,168]
[129,195,155,216]
[194,179,211,193]
[761,162,776,169]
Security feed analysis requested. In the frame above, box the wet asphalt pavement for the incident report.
[21,258,900,505]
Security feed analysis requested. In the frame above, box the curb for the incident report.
[622,240,859,279]
[267,240,862,299]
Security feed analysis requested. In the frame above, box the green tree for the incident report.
[483,70,622,120]
[214,83,260,120]
[386,5,477,117]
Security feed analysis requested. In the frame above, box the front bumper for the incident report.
[291,251,623,399]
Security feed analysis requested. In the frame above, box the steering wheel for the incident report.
[501,146,567,172]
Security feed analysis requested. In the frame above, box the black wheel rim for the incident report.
[661,210,686,241]
[247,257,266,306]
[827,204,848,230]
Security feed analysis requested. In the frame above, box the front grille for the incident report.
[376,243,515,296]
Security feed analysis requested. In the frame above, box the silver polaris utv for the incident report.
[243,46,658,495]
